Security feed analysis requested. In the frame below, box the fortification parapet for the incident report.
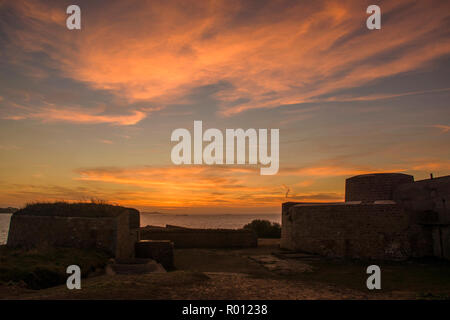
[345,173,414,202]
[7,203,140,259]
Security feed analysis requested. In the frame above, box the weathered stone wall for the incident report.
[281,202,427,260]
[6,206,141,259]
[431,226,450,259]
[127,208,141,230]
[140,227,257,248]
[394,175,450,223]
[282,174,450,261]
[345,173,414,202]
[135,240,174,269]
[7,215,118,255]
[114,212,136,259]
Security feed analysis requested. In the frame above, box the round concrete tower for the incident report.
[345,173,414,202]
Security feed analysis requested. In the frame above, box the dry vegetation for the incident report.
[16,201,135,218]
[1,239,449,299]
[0,246,110,290]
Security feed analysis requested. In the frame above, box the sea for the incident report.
[0,213,281,245]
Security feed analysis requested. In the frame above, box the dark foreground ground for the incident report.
[1,239,450,299]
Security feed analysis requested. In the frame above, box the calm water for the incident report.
[140,213,281,229]
[0,214,12,245]
[0,213,280,245]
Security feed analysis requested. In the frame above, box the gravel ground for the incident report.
[1,239,448,300]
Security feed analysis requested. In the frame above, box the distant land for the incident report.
[0,207,18,214]
[141,211,165,215]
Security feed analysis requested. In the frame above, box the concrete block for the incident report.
[135,240,174,269]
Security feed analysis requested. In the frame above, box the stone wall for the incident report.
[394,175,450,223]
[135,240,174,269]
[431,226,450,259]
[140,227,257,248]
[281,174,450,261]
[127,208,141,230]
[114,212,136,259]
[7,212,136,259]
[8,215,117,253]
[281,202,429,260]
[345,173,414,202]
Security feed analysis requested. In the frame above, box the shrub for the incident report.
[16,201,132,218]
[0,246,110,289]
[243,219,281,238]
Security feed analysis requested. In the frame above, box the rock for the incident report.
[135,240,174,270]
[249,254,313,275]
[107,258,166,275]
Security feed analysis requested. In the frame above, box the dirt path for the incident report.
[1,239,448,299]
[3,271,399,300]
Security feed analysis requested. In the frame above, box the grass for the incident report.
[175,240,450,298]
[1,239,449,299]
[15,201,138,218]
[288,257,450,297]
[0,245,110,289]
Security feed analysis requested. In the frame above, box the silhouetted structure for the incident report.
[7,203,140,259]
[281,173,450,260]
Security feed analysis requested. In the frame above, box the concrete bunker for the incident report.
[281,173,450,260]
[139,225,257,248]
[7,203,140,260]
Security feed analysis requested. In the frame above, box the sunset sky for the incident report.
[0,0,449,213]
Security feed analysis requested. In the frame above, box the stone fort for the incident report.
[7,203,141,259]
[6,202,256,268]
[281,173,450,260]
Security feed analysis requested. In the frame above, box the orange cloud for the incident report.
[3,159,446,210]
[73,165,344,208]
[315,88,450,103]
[281,164,406,177]
[4,107,148,125]
[411,162,450,171]
[74,160,443,208]
[34,108,147,125]
[432,125,450,133]
[98,139,114,144]
[3,0,450,118]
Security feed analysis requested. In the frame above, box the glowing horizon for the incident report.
[0,0,449,213]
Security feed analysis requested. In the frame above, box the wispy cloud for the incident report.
[0,145,21,151]
[3,106,148,125]
[74,165,345,207]
[2,0,450,118]
[33,108,147,125]
[432,125,450,133]
[314,88,450,103]
[411,161,450,171]
[98,139,114,144]
[0,0,449,211]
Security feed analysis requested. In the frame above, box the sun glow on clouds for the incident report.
[0,0,449,210]
[2,0,450,122]
[74,165,345,208]
[34,108,147,126]
[70,154,448,209]
[432,125,450,133]
[4,107,148,125]
[72,160,447,209]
